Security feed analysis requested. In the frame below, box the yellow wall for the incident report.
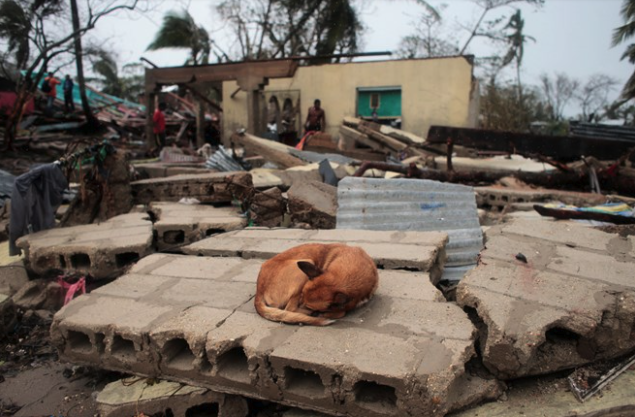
[222,56,476,141]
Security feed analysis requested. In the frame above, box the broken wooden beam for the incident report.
[230,132,306,169]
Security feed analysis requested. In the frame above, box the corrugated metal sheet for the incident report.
[336,177,483,280]
[205,146,246,172]
[569,121,635,142]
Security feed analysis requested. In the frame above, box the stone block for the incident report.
[0,263,29,297]
[288,181,337,229]
[183,228,448,281]
[250,187,285,227]
[457,218,635,379]
[150,202,246,251]
[131,171,253,205]
[12,279,61,311]
[16,212,154,280]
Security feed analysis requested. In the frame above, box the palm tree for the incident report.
[90,49,123,97]
[147,10,211,65]
[314,0,362,60]
[501,9,535,100]
[0,1,31,69]
[613,0,635,99]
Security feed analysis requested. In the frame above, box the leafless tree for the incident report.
[458,0,543,54]
[396,3,459,58]
[539,72,580,122]
[576,74,619,122]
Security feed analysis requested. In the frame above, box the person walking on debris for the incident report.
[43,72,60,112]
[305,99,325,133]
[63,75,75,113]
[153,102,167,154]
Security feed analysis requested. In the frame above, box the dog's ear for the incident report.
[333,292,350,307]
[297,261,322,280]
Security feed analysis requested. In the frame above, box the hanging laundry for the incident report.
[9,163,68,256]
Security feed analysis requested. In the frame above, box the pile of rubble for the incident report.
[2,115,635,416]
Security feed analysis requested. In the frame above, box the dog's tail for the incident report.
[254,295,334,326]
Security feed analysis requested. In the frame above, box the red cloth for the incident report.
[45,76,60,97]
[153,108,166,134]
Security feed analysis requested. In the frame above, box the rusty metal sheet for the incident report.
[427,125,635,162]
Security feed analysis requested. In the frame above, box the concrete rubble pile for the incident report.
[5,113,635,416]
[50,229,506,417]
[457,218,635,379]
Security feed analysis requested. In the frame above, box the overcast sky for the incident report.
[95,0,632,111]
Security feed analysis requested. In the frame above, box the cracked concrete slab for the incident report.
[456,218,635,379]
[131,171,253,205]
[51,253,502,416]
[97,378,249,417]
[450,369,635,417]
[16,212,154,280]
[150,202,246,251]
[287,181,337,229]
[182,228,448,282]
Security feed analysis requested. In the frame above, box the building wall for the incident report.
[222,56,476,142]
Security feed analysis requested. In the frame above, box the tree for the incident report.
[87,49,144,101]
[576,74,619,122]
[0,0,145,150]
[70,0,97,127]
[146,10,211,65]
[612,0,635,99]
[396,3,459,58]
[458,0,544,55]
[500,9,534,99]
[480,78,547,132]
[216,0,364,61]
[539,72,580,122]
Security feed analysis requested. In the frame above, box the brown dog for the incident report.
[254,243,379,326]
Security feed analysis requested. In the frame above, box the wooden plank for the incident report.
[148,60,299,85]
[357,124,407,152]
[339,126,393,155]
[380,125,427,146]
[231,132,306,169]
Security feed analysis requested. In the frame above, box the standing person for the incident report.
[43,72,60,112]
[63,75,75,113]
[153,102,167,154]
[304,99,326,133]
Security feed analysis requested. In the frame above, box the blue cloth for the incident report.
[9,164,68,256]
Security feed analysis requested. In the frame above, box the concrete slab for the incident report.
[450,369,635,417]
[51,253,502,416]
[16,212,154,280]
[476,186,607,210]
[457,218,635,379]
[131,171,253,205]
[97,378,229,417]
[182,228,448,282]
[288,181,337,229]
[150,202,246,251]
[434,155,556,173]
[250,187,285,227]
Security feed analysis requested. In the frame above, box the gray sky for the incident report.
[96,0,632,112]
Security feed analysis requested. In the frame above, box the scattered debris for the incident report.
[568,351,635,402]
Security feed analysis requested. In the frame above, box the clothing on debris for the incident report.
[9,163,68,256]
